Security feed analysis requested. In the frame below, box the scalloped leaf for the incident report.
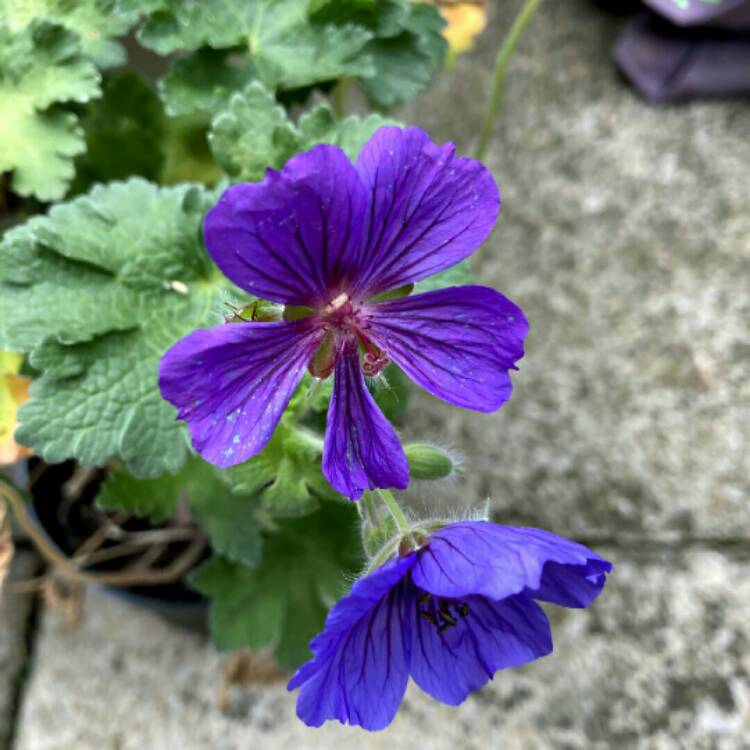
[312,0,447,108]
[158,48,256,116]
[139,0,374,92]
[0,0,142,67]
[0,20,101,200]
[0,178,242,476]
[209,82,398,182]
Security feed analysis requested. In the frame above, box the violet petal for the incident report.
[158,320,323,467]
[322,340,410,498]
[365,285,528,412]
[352,126,499,299]
[204,144,368,307]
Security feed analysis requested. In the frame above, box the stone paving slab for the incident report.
[13,547,750,750]
[399,0,750,539]
[0,552,39,750]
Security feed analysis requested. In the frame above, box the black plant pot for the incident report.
[28,460,209,633]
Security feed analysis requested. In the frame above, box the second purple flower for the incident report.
[159,126,528,499]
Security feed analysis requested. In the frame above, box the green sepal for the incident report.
[404,443,457,481]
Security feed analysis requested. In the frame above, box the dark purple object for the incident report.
[643,0,750,28]
[614,14,750,101]
[288,521,612,730]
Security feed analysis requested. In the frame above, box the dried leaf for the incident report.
[0,501,14,593]
[218,650,286,711]
[437,1,487,60]
[0,350,32,465]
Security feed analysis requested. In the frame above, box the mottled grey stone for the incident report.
[398,0,750,538]
[13,548,750,750]
[0,551,39,750]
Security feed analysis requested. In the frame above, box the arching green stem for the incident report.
[376,489,411,536]
[475,0,544,160]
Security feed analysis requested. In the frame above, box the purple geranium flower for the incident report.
[288,521,612,730]
[159,127,528,499]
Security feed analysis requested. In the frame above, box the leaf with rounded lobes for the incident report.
[209,82,398,183]
[312,0,447,108]
[360,2,447,108]
[139,0,374,91]
[190,500,361,670]
[158,48,257,117]
[0,20,101,201]
[0,0,142,68]
[0,178,245,477]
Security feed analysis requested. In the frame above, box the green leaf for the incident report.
[209,82,398,182]
[98,457,263,565]
[71,71,166,194]
[0,178,240,476]
[207,82,293,182]
[191,500,361,670]
[0,0,142,68]
[226,376,339,517]
[139,0,374,92]
[160,113,225,186]
[97,469,183,523]
[158,48,256,117]
[185,460,262,566]
[311,0,446,108]
[0,20,101,201]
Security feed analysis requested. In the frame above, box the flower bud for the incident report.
[404,443,457,481]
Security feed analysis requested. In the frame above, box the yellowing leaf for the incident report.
[0,351,31,465]
[438,1,487,60]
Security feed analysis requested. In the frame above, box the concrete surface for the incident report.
[401,0,750,540]
[12,547,750,750]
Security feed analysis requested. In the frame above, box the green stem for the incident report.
[362,492,378,526]
[474,0,544,161]
[376,489,411,536]
[332,78,349,119]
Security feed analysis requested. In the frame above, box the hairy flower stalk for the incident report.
[159,126,528,499]
[288,515,612,731]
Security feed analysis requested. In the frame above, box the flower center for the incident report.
[325,292,351,314]
[307,293,390,379]
[417,592,470,633]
